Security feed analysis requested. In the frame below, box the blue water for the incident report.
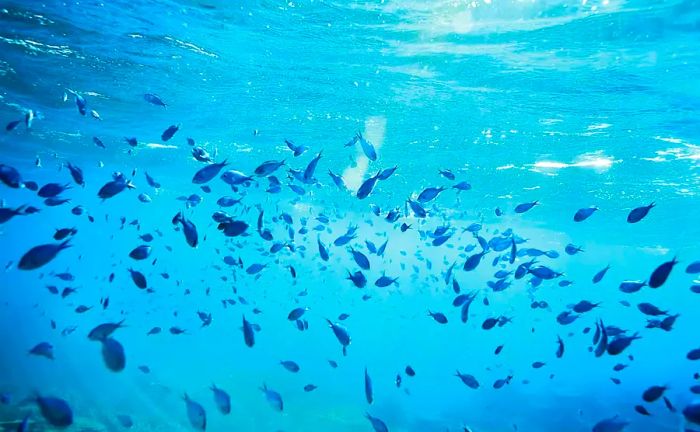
[1,0,700,430]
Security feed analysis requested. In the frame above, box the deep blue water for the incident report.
[1,0,700,431]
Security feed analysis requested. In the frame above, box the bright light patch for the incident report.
[145,143,178,149]
[530,152,617,172]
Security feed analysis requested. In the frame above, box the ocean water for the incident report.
[1,0,700,431]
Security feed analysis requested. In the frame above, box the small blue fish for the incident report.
[328,170,346,190]
[210,384,231,414]
[326,319,351,356]
[280,360,300,373]
[18,240,71,270]
[649,257,678,288]
[144,93,166,107]
[573,206,598,222]
[358,132,377,161]
[192,160,228,184]
[29,342,54,359]
[514,201,538,214]
[417,186,445,203]
[254,160,285,177]
[183,394,206,430]
[129,245,152,260]
[161,124,179,142]
[375,275,398,287]
[357,171,381,200]
[364,367,373,404]
[592,265,610,283]
[242,315,255,347]
[377,165,397,180]
[101,338,126,372]
[366,413,389,432]
[36,395,73,427]
[627,202,654,223]
[350,248,370,270]
[260,384,283,411]
[285,139,307,157]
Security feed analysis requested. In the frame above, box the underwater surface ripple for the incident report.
[1,0,700,431]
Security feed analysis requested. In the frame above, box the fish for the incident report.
[183,394,206,430]
[260,384,283,411]
[29,342,54,359]
[357,132,377,161]
[328,169,346,190]
[417,186,446,203]
[129,245,152,260]
[326,319,351,356]
[144,93,167,107]
[366,413,389,432]
[5,119,21,131]
[116,414,133,428]
[98,172,135,200]
[364,367,373,404]
[192,160,228,184]
[592,416,628,432]
[0,164,22,188]
[88,321,125,342]
[593,265,611,283]
[573,206,598,222]
[347,270,367,288]
[285,139,307,157]
[254,160,285,176]
[514,201,538,213]
[172,212,198,247]
[377,165,397,180]
[242,315,255,347]
[627,202,654,223]
[161,124,179,141]
[642,385,667,402]
[375,275,398,287]
[350,248,370,270]
[38,182,71,198]
[0,205,27,224]
[210,384,231,414]
[649,257,678,288]
[637,302,668,316]
[453,181,472,192]
[101,338,126,372]
[456,371,480,389]
[65,162,84,186]
[217,220,248,237]
[357,171,381,199]
[35,395,73,427]
[18,240,71,270]
[607,333,641,355]
[463,251,486,271]
[556,336,565,358]
[439,169,455,180]
[281,360,300,372]
[128,268,147,289]
[428,311,448,324]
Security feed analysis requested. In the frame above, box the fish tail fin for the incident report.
[59,239,72,250]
